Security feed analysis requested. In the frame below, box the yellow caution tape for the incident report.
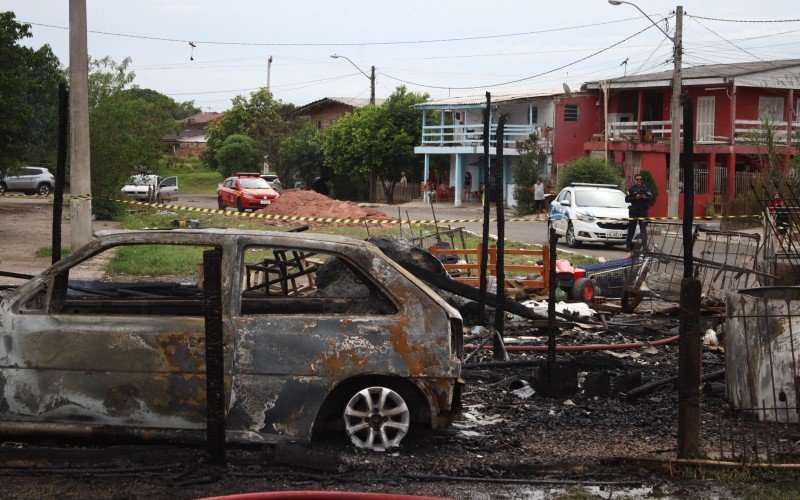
[116,199,764,225]
[2,194,763,224]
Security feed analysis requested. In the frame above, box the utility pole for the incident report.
[69,0,92,249]
[267,55,273,90]
[668,6,684,218]
[608,1,683,217]
[370,66,376,105]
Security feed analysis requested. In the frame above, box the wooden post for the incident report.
[541,244,550,293]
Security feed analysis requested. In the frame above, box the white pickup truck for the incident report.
[120,174,179,202]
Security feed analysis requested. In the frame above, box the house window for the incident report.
[329,119,337,126]
[758,96,784,122]
[316,120,322,130]
[531,106,538,125]
[564,104,579,122]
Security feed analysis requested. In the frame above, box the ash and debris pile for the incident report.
[257,189,387,219]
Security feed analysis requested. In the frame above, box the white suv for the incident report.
[0,166,55,196]
[548,183,630,247]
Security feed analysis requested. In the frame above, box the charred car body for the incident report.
[0,229,462,451]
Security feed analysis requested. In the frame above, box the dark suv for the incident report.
[0,166,55,196]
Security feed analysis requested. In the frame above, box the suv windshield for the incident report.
[575,189,627,208]
[240,178,271,189]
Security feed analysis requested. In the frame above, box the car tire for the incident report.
[217,197,225,210]
[37,183,52,196]
[343,386,410,451]
[566,223,581,248]
[236,199,244,212]
[0,182,6,196]
[572,277,596,303]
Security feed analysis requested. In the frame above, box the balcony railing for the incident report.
[607,119,798,144]
[421,123,539,148]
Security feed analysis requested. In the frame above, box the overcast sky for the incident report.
[6,0,800,111]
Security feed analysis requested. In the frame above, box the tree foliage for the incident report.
[89,89,175,202]
[122,87,200,120]
[0,12,66,176]
[88,56,135,109]
[323,86,428,203]
[511,133,547,215]
[279,124,325,187]
[216,134,262,177]
[202,88,301,182]
[557,157,623,191]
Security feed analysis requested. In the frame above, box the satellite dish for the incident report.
[562,83,573,98]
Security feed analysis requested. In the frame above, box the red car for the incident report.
[217,173,280,212]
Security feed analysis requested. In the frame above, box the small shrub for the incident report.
[92,198,127,221]
[557,157,622,191]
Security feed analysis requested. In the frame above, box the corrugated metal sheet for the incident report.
[414,85,582,109]
[585,59,800,89]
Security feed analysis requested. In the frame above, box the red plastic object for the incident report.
[573,269,585,279]
[201,493,446,500]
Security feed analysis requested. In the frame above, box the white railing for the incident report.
[734,119,794,144]
[608,120,678,141]
[421,123,539,148]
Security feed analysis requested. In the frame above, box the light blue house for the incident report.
[413,87,576,207]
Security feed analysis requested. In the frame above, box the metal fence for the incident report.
[623,222,766,304]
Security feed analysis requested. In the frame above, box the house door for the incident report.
[697,96,715,142]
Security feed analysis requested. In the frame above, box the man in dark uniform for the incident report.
[625,174,653,251]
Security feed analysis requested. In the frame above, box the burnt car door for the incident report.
[0,240,226,434]
[225,238,452,442]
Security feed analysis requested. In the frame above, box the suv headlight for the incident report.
[576,212,596,223]
[243,193,254,200]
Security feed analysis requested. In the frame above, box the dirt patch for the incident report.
[0,198,118,285]
[257,189,386,219]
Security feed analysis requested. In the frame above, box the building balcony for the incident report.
[603,119,798,145]
[420,123,546,150]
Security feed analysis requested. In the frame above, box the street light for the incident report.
[609,1,683,219]
[330,54,375,105]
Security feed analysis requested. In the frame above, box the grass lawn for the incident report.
[47,206,595,277]
[159,157,223,195]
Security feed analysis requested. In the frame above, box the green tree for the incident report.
[638,169,659,207]
[0,12,65,176]
[279,124,325,186]
[202,88,301,182]
[89,91,175,216]
[511,133,547,215]
[216,134,262,177]
[323,86,428,203]
[122,87,200,120]
[87,56,135,109]
[557,157,623,191]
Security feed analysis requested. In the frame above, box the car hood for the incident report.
[121,185,153,192]
[575,206,629,219]
[241,188,279,197]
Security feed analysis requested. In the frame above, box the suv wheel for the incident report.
[0,182,6,196]
[217,197,224,210]
[236,198,244,212]
[37,183,52,196]
[566,223,581,248]
[343,386,410,451]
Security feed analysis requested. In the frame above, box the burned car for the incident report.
[0,229,462,451]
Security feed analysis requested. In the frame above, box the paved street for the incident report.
[179,194,630,260]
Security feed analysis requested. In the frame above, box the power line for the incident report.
[378,21,661,90]
[22,16,644,47]
[687,14,800,23]
[688,17,763,61]
[164,72,360,96]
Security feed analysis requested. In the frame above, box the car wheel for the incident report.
[217,197,224,210]
[37,183,52,196]
[343,386,410,451]
[236,199,244,212]
[566,223,581,248]
[0,182,6,196]
[572,277,596,303]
